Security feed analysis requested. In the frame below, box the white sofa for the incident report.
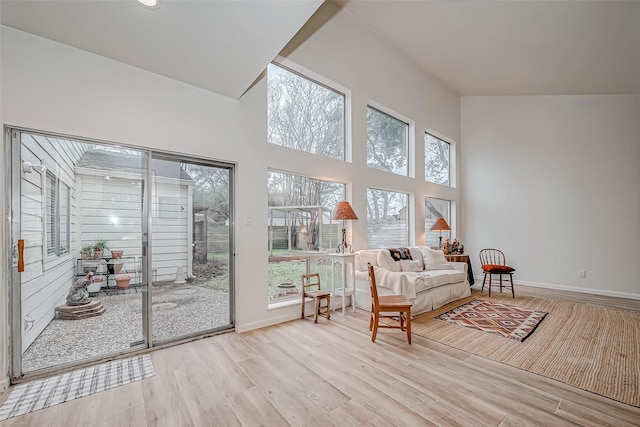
[354,247,471,315]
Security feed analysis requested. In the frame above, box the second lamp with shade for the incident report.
[429,217,451,249]
[330,201,358,253]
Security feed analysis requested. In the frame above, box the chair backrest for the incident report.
[367,263,380,309]
[301,273,321,294]
[479,248,506,266]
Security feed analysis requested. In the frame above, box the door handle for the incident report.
[18,239,24,272]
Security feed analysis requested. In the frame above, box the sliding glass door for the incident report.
[9,128,234,379]
[149,154,234,344]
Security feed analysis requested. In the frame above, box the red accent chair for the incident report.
[479,249,515,298]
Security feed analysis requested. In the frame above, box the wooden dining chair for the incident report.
[367,264,412,344]
[479,248,516,298]
[301,273,331,323]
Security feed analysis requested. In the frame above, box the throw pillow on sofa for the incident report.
[355,250,379,271]
[377,250,401,272]
[420,246,453,270]
[388,247,413,261]
[400,259,423,272]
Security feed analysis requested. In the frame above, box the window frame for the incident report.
[424,132,451,187]
[366,105,411,177]
[366,187,410,249]
[267,60,348,161]
[43,170,71,264]
[425,197,452,249]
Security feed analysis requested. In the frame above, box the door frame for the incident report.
[6,126,235,382]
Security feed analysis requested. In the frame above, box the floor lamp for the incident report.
[330,201,358,253]
[429,217,451,249]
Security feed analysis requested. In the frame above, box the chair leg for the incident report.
[314,298,320,323]
[406,309,412,344]
[482,273,487,291]
[327,296,331,320]
[500,274,503,293]
[369,310,374,331]
[301,295,305,319]
[510,273,515,298]
[371,312,379,342]
[488,274,492,297]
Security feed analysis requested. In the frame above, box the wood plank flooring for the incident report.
[1,286,639,426]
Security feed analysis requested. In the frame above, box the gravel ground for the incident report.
[22,283,230,373]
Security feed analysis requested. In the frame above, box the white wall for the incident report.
[461,95,640,298]
[0,1,460,386]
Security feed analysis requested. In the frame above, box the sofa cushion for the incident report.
[409,247,425,270]
[400,259,423,272]
[420,247,453,270]
[377,250,401,272]
[355,250,380,272]
[388,247,413,261]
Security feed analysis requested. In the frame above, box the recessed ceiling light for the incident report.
[135,0,160,10]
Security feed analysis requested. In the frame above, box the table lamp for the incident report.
[330,201,358,253]
[429,217,451,249]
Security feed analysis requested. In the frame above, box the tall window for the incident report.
[267,171,344,303]
[45,171,70,257]
[366,188,409,249]
[367,107,409,176]
[425,197,451,248]
[267,63,345,160]
[425,133,450,186]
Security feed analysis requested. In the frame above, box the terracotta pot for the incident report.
[93,248,103,260]
[111,250,124,259]
[115,274,130,289]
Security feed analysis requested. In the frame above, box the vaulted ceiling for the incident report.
[2,0,638,98]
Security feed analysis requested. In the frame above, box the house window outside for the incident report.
[367,106,409,176]
[267,63,345,160]
[425,133,450,186]
[367,188,409,249]
[45,171,70,258]
[425,197,451,249]
[267,171,344,303]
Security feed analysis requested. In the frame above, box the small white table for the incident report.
[328,253,356,315]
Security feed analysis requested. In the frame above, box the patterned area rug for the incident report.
[435,299,548,342]
[0,354,154,421]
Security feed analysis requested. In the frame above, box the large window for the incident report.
[425,133,450,186]
[45,171,70,258]
[367,106,409,176]
[425,197,451,249]
[267,63,345,160]
[366,188,409,249]
[267,171,344,303]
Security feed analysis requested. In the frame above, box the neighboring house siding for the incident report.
[77,172,191,284]
[20,134,86,352]
[153,179,190,281]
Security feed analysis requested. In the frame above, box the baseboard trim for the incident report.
[236,312,300,333]
[472,275,640,300]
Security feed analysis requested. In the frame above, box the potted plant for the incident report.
[93,239,108,260]
[110,249,124,259]
[115,274,130,289]
[80,244,93,260]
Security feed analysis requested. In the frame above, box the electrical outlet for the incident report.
[578,270,587,279]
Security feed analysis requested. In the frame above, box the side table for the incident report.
[328,253,356,315]
[444,254,474,286]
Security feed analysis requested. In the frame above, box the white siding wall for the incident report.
[78,172,191,283]
[20,134,86,351]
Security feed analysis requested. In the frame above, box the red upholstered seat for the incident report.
[479,249,516,298]
[481,264,515,274]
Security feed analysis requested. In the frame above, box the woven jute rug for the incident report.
[412,292,640,407]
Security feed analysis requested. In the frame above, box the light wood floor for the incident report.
[1,286,639,426]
